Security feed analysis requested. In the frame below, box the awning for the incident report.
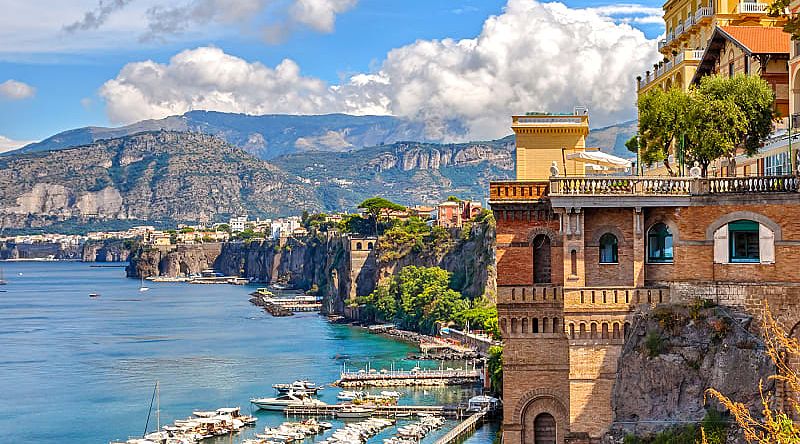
[566,151,632,169]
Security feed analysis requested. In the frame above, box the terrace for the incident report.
[489,175,799,205]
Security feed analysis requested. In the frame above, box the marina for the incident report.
[337,367,481,387]
[0,261,495,444]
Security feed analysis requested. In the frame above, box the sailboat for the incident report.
[139,276,150,292]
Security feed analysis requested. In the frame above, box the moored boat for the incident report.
[335,406,375,418]
[250,390,328,411]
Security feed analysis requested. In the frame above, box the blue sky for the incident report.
[0,0,665,147]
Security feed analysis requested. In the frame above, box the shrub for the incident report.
[645,330,666,358]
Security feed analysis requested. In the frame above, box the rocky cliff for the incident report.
[81,239,135,262]
[606,303,774,441]
[0,131,320,229]
[127,220,496,314]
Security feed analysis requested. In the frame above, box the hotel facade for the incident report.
[491,112,800,443]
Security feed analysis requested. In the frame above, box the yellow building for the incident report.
[512,108,590,181]
[638,0,785,94]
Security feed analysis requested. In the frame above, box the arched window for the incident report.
[647,223,673,263]
[356,242,363,250]
[729,220,759,263]
[367,242,374,250]
[534,413,557,444]
[599,233,618,263]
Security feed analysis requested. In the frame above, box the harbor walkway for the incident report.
[337,368,481,387]
[433,411,487,444]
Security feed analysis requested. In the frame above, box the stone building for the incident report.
[637,0,785,95]
[490,112,800,443]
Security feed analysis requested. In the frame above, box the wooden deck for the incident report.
[433,411,487,444]
[284,404,464,418]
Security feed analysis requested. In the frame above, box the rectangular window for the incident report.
[765,152,789,175]
[729,220,759,263]
[729,62,734,77]
[744,57,750,75]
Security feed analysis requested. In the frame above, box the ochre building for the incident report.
[491,112,800,443]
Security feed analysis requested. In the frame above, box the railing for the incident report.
[657,39,668,51]
[434,412,486,444]
[489,181,549,201]
[549,175,799,196]
[549,177,694,196]
[695,6,713,22]
[563,287,669,309]
[497,285,563,303]
[737,1,767,13]
[689,49,705,60]
[707,176,799,193]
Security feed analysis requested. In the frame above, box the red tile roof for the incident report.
[719,26,790,54]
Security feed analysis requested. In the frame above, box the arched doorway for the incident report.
[532,234,551,284]
[534,413,557,444]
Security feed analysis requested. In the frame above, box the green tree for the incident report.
[358,197,406,235]
[447,195,462,202]
[358,265,468,335]
[216,223,230,232]
[685,95,747,175]
[637,87,690,175]
[695,74,775,157]
[767,1,800,40]
[638,75,775,176]
[179,227,195,233]
[487,346,503,394]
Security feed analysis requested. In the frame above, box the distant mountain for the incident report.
[0,132,320,229]
[272,136,516,212]
[0,115,638,230]
[586,120,638,159]
[11,111,465,160]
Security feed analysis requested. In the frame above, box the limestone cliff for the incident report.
[606,304,774,441]
[127,220,496,315]
[81,239,135,262]
[0,131,320,229]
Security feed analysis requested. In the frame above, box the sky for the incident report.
[0,0,665,150]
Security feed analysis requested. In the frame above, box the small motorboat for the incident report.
[250,390,328,411]
[89,293,100,298]
[336,406,375,419]
[337,390,362,401]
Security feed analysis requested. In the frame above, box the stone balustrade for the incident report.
[489,181,549,202]
[545,175,799,197]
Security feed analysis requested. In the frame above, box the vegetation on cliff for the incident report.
[356,266,468,335]
[356,265,499,337]
[705,303,800,444]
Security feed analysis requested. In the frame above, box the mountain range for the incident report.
[1,112,636,231]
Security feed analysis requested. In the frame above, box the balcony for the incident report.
[489,181,549,203]
[658,39,668,51]
[737,1,767,14]
[638,49,704,90]
[695,6,713,23]
[548,175,799,197]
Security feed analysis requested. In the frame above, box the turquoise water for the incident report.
[0,261,497,443]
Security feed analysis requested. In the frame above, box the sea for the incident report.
[0,261,498,443]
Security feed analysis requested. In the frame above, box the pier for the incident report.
[433,411,487,444]
[249,295,322,317]
[285,404,463,418]
[337,368,481,387]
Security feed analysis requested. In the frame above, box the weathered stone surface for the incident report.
[608,305,774,440]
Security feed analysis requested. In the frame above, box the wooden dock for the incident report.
[337,368,481,387]
[285,404,464,418]
[433,411,487,444]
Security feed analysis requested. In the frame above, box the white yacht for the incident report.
[250,391,327,411]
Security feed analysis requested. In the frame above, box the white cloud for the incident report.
[0,0,357,55]
[0,79,36,100]
[0,135,34,153]
[100,0,660,139]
